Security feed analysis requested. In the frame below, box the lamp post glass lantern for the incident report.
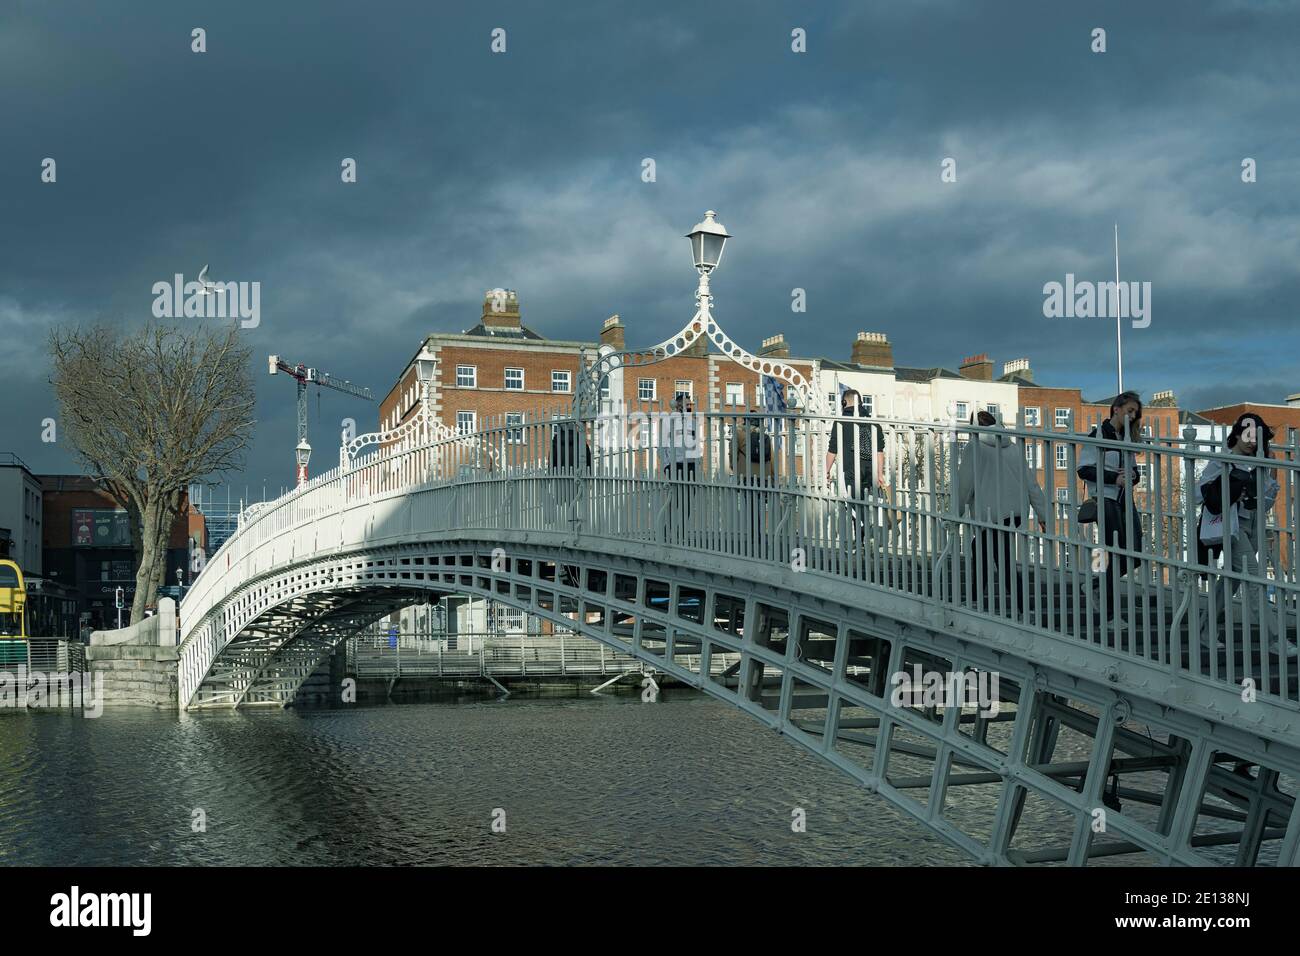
[686,210,730,273]
[295,440,312,487]
[415,346,436,438]
[416,347,436,384]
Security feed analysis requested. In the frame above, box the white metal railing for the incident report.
[180,405,1300,709]
[345,630,740,680]
[20,638,86,676]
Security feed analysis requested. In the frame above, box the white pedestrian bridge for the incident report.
[178,408,1300,866]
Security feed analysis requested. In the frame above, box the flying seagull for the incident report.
[197,264,216,295]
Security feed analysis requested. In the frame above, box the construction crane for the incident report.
[268,355,374,486]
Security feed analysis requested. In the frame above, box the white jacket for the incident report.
[658,411,703,468]
[954,427,1049,525]
[1197,458,1279,543]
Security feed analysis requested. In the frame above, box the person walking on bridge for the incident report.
[825,388,887,557]
[730,409,775,552]
[660,393,702,542]
[1196,412,1294,657]
[548,418,591,531]
[1077,391,1145,627]
[954,409,1048,618]
[550,418,591,472]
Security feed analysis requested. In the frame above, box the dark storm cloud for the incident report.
[2,0,1297,488]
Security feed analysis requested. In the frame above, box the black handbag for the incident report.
[1076,499,1098,524]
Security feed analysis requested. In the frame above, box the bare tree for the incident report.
[49,322,255,621]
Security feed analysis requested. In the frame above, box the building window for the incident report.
[985,403,999,417]
[954,401,969,421]
[1024,406,1041,427]
[456,411,476,435]
[1054,407,1070,429]
[638,378,656,402]
[505,367,524,391]
[726,382,745,407]
[674,380,693,400]
[860,394,873,416]
[1055,445,1068,470]
[599,376,610,401]
[456,365,477,389]
[551,370,571,393]
[1140,424,1153,438]
[505,413,524,444]
[1025,443,1039,469]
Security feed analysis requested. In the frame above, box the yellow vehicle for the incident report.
[0,559,26,636]
[0,559,26,665]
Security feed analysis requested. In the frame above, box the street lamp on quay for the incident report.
[295,440,312,488]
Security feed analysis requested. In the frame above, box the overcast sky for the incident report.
[2,0,1297,497]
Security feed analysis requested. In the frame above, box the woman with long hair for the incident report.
[1076,391,1145,626]
[1197,412,1294,656]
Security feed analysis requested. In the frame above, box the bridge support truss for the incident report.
[185,536,1300,866]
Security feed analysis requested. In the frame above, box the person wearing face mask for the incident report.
[660,392,702,540]
[825,389,887,551]
[954,409,1049,618]
[1076,391,1145,626]
[1196,413,1293,656]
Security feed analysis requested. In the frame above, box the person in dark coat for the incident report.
[550,420,591,471]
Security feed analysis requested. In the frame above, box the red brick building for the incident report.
[1197,400,1300,441]
[378,291,818,471]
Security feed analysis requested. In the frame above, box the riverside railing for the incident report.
[343,630,718,680]
[181,403,1300,708]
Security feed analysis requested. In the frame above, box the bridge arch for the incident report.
[184,528,1300,866]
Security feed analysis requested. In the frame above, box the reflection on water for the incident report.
[0,691,975,866]
[3,689,1224,866]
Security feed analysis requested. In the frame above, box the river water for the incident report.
[1,690,979,866]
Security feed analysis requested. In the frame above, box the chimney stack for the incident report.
[759,333,790,358]
[959,353,994,382]
[1150,389,1177,408]
[482,288,521,331]
[600,315,625,350]
[1002,357,1032,382]
[851,331,893,367]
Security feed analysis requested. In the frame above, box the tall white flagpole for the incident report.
[1114,222,1124,394]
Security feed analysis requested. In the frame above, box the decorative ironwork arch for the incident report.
[575,299,828,419]
[342,413,497,467]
